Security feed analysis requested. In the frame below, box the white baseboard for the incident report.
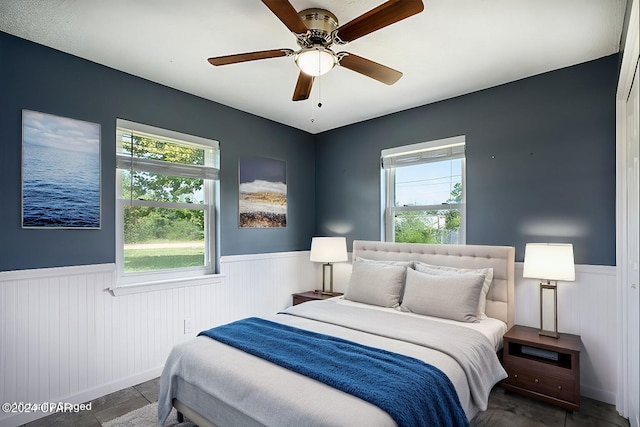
[1,367,163,427]
[581,383,617,406]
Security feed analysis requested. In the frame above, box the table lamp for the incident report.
[310,237,348,295]
[523,243,575,338]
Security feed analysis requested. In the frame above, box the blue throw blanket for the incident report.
[199,317,469,427]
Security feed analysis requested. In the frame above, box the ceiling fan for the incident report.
[208,0,424,101]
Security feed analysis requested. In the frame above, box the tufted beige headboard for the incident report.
[352,240,516,328]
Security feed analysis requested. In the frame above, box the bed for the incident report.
[158,240,515,427]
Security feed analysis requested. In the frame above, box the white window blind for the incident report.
[116,120,219,180]
[381,135,465,168]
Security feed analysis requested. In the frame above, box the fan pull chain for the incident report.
[317,51,323,109]
[311,76,323,123]
[311,85,315,123]
[317,74,322,109]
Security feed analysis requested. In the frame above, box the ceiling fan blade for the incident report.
[292,72,314,101]
[262,0,309,34]
[335,0,424,43]
[338,53,402,85]
[208,49,292,66]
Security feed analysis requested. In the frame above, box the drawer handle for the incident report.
[514,374,518,379]
[558,386,562,390]
[534,378,539,383]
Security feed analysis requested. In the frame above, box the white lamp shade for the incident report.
[310,237,348,263]
[523,243,575,281]
[295,47,337,77]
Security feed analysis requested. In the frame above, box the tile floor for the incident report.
[21,378,160,427]
[21,378,630,427]
[472,387,630,427]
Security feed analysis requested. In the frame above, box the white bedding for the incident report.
[158,298,507,426]
[332,296,508,352]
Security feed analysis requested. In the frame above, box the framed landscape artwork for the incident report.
[22,110,101,229]
[239,157,287,228]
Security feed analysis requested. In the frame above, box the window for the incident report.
[382,136,465,244]
[115,119,219,285]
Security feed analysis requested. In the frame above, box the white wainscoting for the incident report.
[514,262,619,405]
[0,251,315,427]
[0,254,619,425]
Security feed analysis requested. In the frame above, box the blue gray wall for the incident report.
[314,54,619,265]
[0,32,315,271]
[0,30,619,270]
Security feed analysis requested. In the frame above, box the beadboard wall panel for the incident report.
[0,255,618,425]
[0,252,315,426]
[514,263,618,405]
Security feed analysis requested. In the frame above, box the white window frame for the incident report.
[381,135,466,244]
[113,119,221,291]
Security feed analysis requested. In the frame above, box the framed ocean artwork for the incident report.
[21,110,101,229]
[239,157,287,228]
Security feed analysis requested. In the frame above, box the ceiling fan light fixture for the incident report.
[295,47,337,76]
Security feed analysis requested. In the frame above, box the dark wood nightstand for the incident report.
[292,291,343,306]
[502,325,581,411]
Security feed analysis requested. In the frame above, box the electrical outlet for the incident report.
[183,318,193,334]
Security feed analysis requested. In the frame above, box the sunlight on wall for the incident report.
[518,217,588,238]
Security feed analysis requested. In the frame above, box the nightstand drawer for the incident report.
[504,366,576,402]
[503,354,576,381]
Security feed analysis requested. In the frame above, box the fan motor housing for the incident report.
[298,8,338,46]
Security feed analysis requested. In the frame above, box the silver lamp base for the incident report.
[319,262,334,295]
[539,280,559,338]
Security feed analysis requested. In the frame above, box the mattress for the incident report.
[159,298,507,426]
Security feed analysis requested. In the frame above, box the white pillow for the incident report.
[414,261,494,320]
[345,258,407,308]
[355,257,414,269]
[400,268,485,322]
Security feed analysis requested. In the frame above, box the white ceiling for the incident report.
[0,0,626,134]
